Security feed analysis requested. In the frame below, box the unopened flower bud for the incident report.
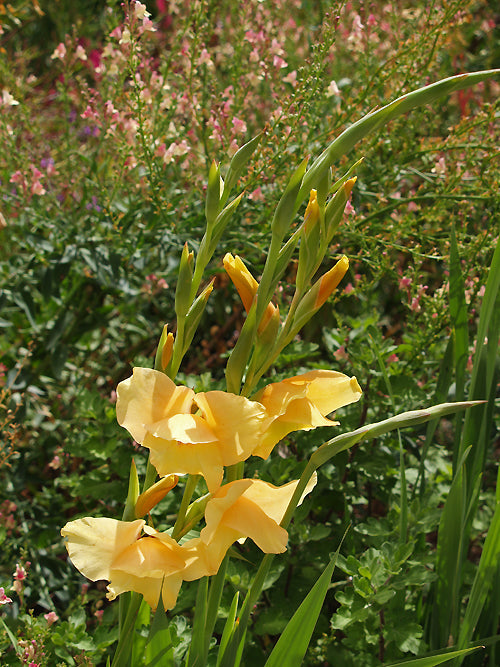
[135,474,179,517]
[296,189,323,292]
[175,243,194,319]
[223,253,277,332]
[155,324,175,372]
[292,256,349,330]
[205,160,224,225]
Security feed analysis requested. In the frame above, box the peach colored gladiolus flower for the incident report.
[195,475,318,572]
[223,253,277,332]
[61,517,208,610]
[252,370,362,458]
[116,367,269,492]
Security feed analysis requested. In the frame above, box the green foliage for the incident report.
[0,0,499,665]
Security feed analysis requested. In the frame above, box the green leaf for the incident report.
[185,577,208,667]
[383,645,483,666]
[430,449,470,648]
[297,70,500,207]
[264,536,346,667]
[456,495,500,662]
[0,616,19,653]
[216,592,239,667]
[145,595,175,667]
[448,223,468,403]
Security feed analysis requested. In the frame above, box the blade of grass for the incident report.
[429,449,470,649]
[455,469,500,664]
[383,645,483,667]
[449,223,469,469]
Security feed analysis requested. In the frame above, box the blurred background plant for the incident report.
[0,0,498,664]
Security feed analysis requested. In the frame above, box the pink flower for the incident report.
[326,80,340,97]
[248,187,264,202]
[51,43,67,60]
[273,56,287,69]
[232,117,247,134]
[75,45,87,61]
[44,611,59,626]
[399,277,412,290]
[344,200,355,216]
[283,70,297,86]
[10,170,24,184]
[0,587,12,604]
[1,89,19,106]
[14,563,28,581]
[334,346,349,361]
[48,455,61,470]
[197,48,213,67]
[31,181,46,196]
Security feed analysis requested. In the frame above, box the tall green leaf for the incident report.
[145,596,175,667]
[297,70,499,205]
[384,646,483,667]
[455,475,500,664]
[264,535,346,667]
[185,577,208,667]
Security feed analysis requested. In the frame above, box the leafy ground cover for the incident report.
[0,1,499,665]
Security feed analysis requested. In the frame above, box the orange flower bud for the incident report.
[223,253,277,332]
[314,255,349,309]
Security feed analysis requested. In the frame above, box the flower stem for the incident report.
[171,475,200,541]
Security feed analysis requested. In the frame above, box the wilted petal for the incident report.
[61,517,145,582]
[253,370,362,458]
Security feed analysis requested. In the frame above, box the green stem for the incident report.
[112,592,142,667]
[171,475,200,541]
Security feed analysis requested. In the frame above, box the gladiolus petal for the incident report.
[253,370,362,458]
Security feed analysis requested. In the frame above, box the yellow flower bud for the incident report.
[161,331,175,369]
[135,474,179,518]
[303,189,320,234]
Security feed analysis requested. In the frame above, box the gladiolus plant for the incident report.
[61,69,498,667]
